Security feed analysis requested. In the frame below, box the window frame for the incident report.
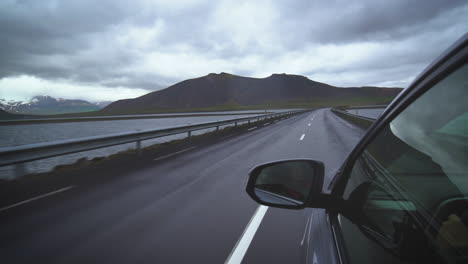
[327,34,468,264]
[330,35,468,197]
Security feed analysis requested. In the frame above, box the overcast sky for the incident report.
[0,0,467,102]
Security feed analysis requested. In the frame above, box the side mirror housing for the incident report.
[246,159,325,209]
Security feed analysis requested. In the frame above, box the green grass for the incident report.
[95,96,396,115]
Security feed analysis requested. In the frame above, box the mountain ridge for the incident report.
[102,73,403,114]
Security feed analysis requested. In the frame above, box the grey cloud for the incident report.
[0,0,217,88]
[280,0,467,44]
[0,0,467,101]
[0,1,130,77]
[102,75,169,90]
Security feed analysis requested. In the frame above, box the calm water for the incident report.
[345,108,386,119]
[9,109,290,122]
[0,114,261,179]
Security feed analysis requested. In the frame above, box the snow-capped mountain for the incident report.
[0,96,109,115]
[0,99,28,111]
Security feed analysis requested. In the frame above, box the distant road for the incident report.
[0,108,364,264]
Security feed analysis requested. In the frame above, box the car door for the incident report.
[325,35,468,264]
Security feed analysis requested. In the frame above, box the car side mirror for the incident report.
[246,159,325,209]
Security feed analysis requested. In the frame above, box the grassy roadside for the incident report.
[96,96,396,116]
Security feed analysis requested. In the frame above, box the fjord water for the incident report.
[0,113,264,179]
[0,114,264,147]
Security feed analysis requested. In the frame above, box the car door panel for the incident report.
[302,208,341,264]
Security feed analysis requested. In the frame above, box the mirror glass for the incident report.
[252,160,316,206]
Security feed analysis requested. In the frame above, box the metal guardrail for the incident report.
[0,110,306,177]
[331,108,375,129]
[331,108,376,121]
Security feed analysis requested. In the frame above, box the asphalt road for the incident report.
[0,108,365,264]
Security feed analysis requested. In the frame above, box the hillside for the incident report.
[102,73,403,114]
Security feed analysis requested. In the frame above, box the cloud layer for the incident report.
[0,0,467,101]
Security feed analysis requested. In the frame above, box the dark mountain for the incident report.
[0,109,37,120]
[0,96,101,115]
[102,73,403,114]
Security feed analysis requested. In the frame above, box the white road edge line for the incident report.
[225,205,269,264]
[264,122,270,125]
[301,215,312,246]
[154,147,196,161]
[247,127,257,131]
[300,134,305,140]
[0,185,75,213]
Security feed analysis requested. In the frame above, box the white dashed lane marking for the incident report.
[225,205,269,264]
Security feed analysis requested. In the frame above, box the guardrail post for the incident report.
[216,125,219,132]
[136,140,142,155]
[14,162,27,179]
[234,122,238,127]
[248,120,250,126]
[188,131,192,143]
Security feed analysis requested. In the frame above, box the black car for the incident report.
[246,33,468,264]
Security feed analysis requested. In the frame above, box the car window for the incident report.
[339,63,468,264]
